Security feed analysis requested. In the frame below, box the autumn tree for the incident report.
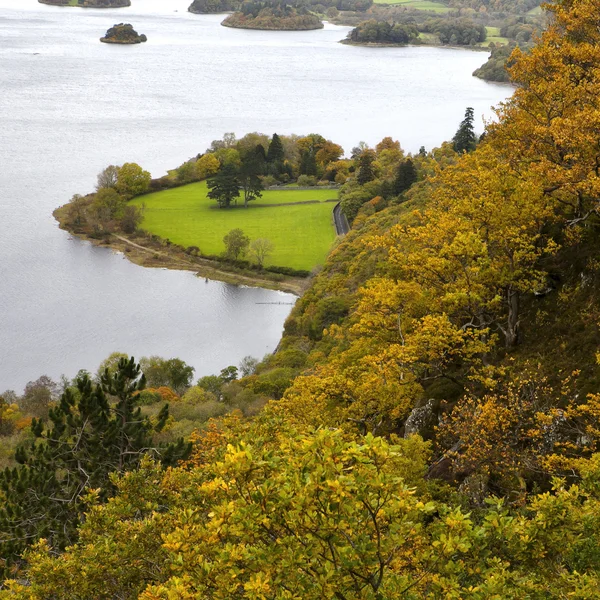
[248,238,274,268]
[195,153,220,180]
[95,164,119,191]
[115,162,151,198]
[223,228,250,259]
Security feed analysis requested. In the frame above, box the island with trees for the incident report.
[188,0,242,13]
[5,0,600,594]
[39,0,131,7]
[344,19,419,45]
[100,23,147,44]
[222,2,323,30]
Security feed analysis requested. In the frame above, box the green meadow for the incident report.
[374,0,450,13]
[131,182,338,271]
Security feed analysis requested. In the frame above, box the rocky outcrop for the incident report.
[100,23,147,44]
[39,0,131,7]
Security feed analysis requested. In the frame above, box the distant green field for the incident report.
[374,0,450,12]
[527,5,543,14]
[131,182,338,271]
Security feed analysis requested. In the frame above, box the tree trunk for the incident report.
[505,288,520,348]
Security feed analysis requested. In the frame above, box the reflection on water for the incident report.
[0,0,511,391]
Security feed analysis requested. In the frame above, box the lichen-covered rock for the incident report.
[100,23,147,45]
[404,399,438,439]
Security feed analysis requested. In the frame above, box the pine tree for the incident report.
[207,163,241,208]
[238,146,265,208]
[299,150,318,176]
[393,158,418,196]
[356,150,376,185]
[266,133,285,164]
[452,107,477,153]
[0,357,191,575]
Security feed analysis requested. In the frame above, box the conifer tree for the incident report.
[393,158,418,196]
[207,163,240,208]
[266,133,285,164]
[0,357,190,575]
[356,150,376,184]
[452,107,477,153]
[299,150,318,177]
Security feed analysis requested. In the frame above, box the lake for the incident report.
[0,0,512,392]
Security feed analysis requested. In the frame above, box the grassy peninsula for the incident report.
[131,183,337,271]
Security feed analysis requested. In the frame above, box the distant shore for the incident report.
[38,0,131,7]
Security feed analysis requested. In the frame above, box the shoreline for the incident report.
[53,206,308,296]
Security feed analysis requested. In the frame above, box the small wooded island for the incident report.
[188,0,242,13]
[38,0,131,7]
[222,3,323,30]
[100,23,147,44]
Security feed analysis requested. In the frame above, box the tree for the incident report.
[195,153,220,180]
[239,355,259,377]
[452,106,477,153]
[91,187,126,231]
[139,356,195,395]
[207,163,240,208]
[65,194,88,227]
[315,141,343,166]
[95,165,119,191]
[238,150,264,208]
[20,375,58,419]
[115,163,151,198]
[219,365,238,383]
[120,203,144,234]
[0,358,191,575]
[266,132,285,163]
[223,228,249,259]
[248,238,274,268]
[393,158,418,196]
[299,149,318,176]
[356,149,376,184]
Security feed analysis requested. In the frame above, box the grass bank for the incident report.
[53,203,310,295]
[373,0,450,13]
[131,182,338,271]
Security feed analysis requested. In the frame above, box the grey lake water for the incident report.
[0,0,512,392]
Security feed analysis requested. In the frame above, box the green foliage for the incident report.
[422,17,487,45]
[139,356,195,395]
[224,3,324,30]
[207,163,241,208]
[222,228,250,259]
[473,42,517,82]
[0,357,191,575]
[348,19,419,44]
